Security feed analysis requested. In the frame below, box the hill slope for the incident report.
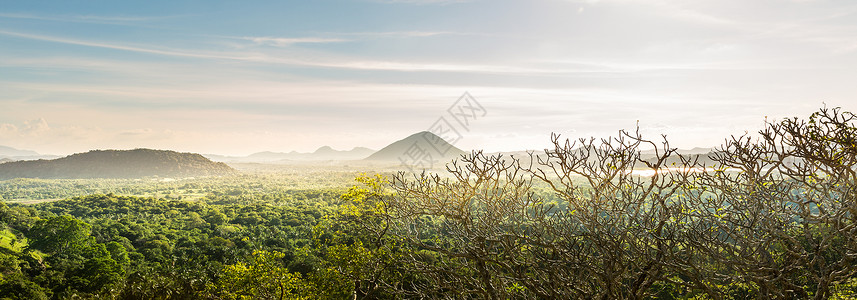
[0,149,236,180]
[366,131,466,163]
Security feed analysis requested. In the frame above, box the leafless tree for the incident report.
[386,152,541,299]
[683,107,857,299]
[372,107,856,299]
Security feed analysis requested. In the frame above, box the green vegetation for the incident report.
[0,229,25,252]
[0,170,366,203]
[0,107,855,299]
[0,191,341,299]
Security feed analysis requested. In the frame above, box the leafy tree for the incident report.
[208,250,306,300]
[0,273,48,300]
[301,175,411,299]
[27,215,91,255]
[0,251,21,275]
[69,242,125,293]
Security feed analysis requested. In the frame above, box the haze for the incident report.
[1,0,856,156]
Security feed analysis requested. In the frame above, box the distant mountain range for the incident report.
[202,132,467,169]
[0,145,60,161]
[0,149,236,180]
[204,146,375,163]
[0,145,38,157]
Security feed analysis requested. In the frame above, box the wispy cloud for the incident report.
[242,36,350,46]
[0,30,236,59]
[0,12,174,25]
[0,29,616,75]
[3,29,802,78]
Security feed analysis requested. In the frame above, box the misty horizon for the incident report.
[1,129,722,158]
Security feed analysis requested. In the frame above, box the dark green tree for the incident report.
[27,215,91,255]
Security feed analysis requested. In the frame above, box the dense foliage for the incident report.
[0,189,352,299]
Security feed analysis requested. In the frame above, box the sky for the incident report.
[1,0,856,156]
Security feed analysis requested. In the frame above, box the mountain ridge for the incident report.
[204,146,376,163]
[0,145,39,157]
[0,148,236,180]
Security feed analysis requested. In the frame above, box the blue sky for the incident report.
[1,0,856,155]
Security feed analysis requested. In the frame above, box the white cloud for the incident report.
[0,118,53,138]
[21,118,50,136]
[0,118,106,154]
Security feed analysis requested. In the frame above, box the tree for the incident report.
[306,175,410,299]
[680,107,857,299]
[24,215,128,297]
[384,153,544,299]
[207,250,306,300]
[0,273,48,300]
[28,215,92,255]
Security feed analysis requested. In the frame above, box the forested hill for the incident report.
[0,149,236,179]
